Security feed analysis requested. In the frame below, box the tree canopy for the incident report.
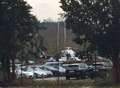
[60,0,120,82]
[60,0,120,55]
[0,0,43,82]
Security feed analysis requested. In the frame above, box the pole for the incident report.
[57,20,60,85]
[57,21,60,52]
[95,52,97,82]
[20,64,23,86]
[64,20,66,48]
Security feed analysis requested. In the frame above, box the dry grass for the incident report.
[2,78,120,88]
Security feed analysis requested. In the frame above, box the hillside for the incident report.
[40,22,80,55]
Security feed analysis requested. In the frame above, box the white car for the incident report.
[22,70,34,78]
[39,66,53,76]
[74,63,88,70]
[44,61,63,67]
[15,67,34,78]
[33,67,48,78]
[43,64,66,76]
[16,66,51,78]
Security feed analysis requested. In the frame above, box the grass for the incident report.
[33,79,120,88]
[3,78,120,88]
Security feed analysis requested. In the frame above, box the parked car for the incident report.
[16,66,50,78]
[44,62,66,76]
[92,62,112,70]
[44,61,63,67]
[85,65,100,79]
[15,67,34,78]
[86,64,110,79]
[42,65,59,76]
[39,66,53,77]
[91,63,107,70]
[43,65,65,76]
[65,63,88,80]
[33,67,48,78]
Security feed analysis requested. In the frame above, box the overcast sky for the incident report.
[25,0,63,21]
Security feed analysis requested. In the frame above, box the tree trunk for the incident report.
[112,51,120,83]
[10,49,16,80]
[11,58,16,80]
[111,0,120,83]
[1,58,11,86]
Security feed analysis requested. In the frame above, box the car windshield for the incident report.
[67,65,79,69]
[45,62,63,67]
[21,67,27,71]
[34,68,40,71]
[93,64,103,66]
[39,67,50,71]
[79,63,87,68]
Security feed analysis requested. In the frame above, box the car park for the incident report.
[15,66,53,78]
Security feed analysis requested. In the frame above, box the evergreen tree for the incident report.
[0,0,40,83]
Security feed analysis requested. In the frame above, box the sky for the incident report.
[25,0,63,21]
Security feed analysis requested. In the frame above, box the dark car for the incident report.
[86,64,109,79]
[65,63,88,80]
[85,65,100,79]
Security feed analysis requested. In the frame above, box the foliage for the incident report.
[0,0,44,82]
[0,0,39,58]
[16,29,46,63]
[60,0,120,55]
[60,0,120,82]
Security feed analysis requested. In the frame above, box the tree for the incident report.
[60,0,120,82]
[16,29,46,63]
[0,0,40,83]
